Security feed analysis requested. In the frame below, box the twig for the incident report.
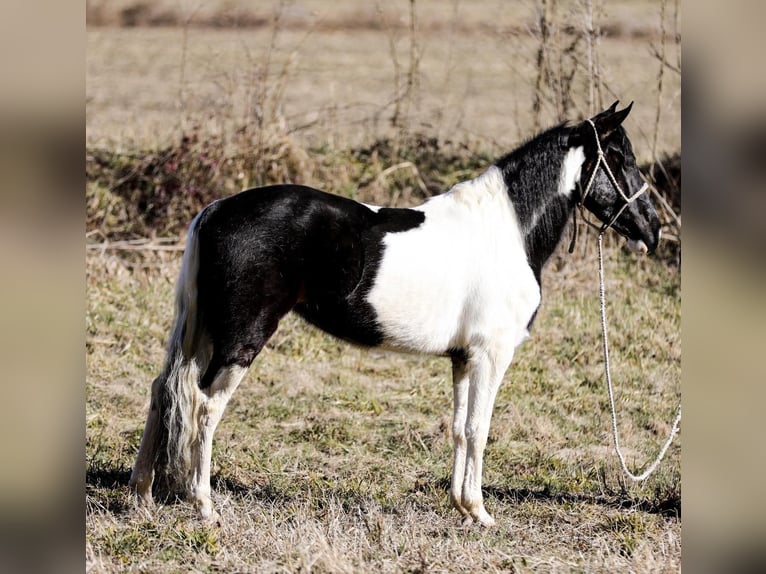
[376,1,403,130]
[87,238,185,252]
[650,0,668,180]
[649,183,682,229]
[177,2,203,132]
[582,0,596,115]
[374,161,429,196]
[533,0,550,129]
[404,0,421,126]
[673,0,681,73]
[649,45,681,75]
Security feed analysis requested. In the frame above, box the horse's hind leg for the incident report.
[190,362,249,523]
[188,310,286,523]
[129,374,164,505]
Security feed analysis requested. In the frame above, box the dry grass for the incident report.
[86,130,496,241]
[86,1,681,570]
[86,6,681,156]
[86,240,680,572]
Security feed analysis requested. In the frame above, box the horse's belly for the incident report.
[365,238,471,353]
[369,281,464,353]
[366,243,541,355]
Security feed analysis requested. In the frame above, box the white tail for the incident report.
[130,210,211,499]
[160,210,206,491]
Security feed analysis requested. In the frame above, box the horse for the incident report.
[129,101,661,527]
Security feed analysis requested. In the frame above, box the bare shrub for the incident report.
[86,122,313,240]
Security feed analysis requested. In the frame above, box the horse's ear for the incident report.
[590,101,633,139]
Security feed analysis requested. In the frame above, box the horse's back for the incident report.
[199,184,373,242]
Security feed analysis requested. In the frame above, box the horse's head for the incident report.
[573,102,661,253]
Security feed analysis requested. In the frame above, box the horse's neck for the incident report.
[521,187,575,282]
[497,139,581,282]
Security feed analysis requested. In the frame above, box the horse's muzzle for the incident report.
[631,226,661,254]
[627,238,649,254]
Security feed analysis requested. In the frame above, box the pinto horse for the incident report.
[130,102,660,526]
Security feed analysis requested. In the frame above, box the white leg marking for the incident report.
[450,358,471,522]
[461,343,515,527]
[189,365,247,524]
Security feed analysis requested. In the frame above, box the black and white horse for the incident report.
[130,102,660,527]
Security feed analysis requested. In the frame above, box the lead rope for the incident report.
[597,233,682,481]
[574,118,680,480]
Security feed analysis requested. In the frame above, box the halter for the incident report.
[568,119,649,252]
[568,120,680,482]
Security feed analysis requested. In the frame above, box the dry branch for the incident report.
[87,238,185,252]
[373,161,429,196]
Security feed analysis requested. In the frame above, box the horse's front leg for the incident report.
[449,355,471,523]
[461,342,515,527]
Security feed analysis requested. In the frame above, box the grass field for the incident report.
[86,243,680,572]
[86,1,681,571]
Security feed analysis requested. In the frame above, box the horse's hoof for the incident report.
[471,508,496,528]
[129,472,155,505]
[200,510,222,527]
[131,486,154,508]
[460,515,474,527]
[130,491,154,520]
[197,500,222,527]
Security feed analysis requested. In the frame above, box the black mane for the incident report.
[494,123,576,284]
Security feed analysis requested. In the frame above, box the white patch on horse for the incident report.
[362,203,382,213]
[190,364,248,524]
[367,165,541,355]
[558,145,585,197]
[523,146,585,235]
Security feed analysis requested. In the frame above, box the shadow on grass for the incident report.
[483,485,681,519]
[86,464,202,512]
[87,466,132,488]
[87,465,679,520]
[213,475,401,514]
[87,465,266,499]
[211,475,257,497]
[86,465,324,512]
[86,466,134,514]
[424,476,680,519]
